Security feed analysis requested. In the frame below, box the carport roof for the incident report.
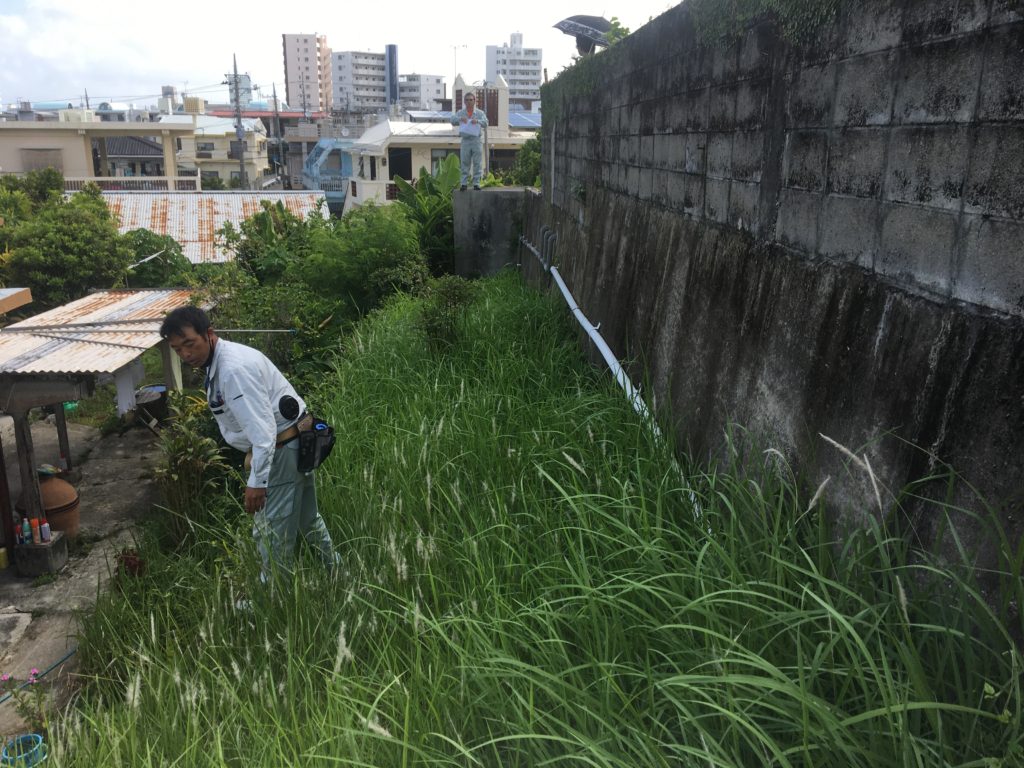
[0,289,193,375]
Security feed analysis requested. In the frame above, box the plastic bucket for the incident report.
[1,733,47,766]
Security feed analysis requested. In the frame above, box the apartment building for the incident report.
[398,74,446,111]
[282,34,333,113]
[160,115,270,188]
[333,45,400,113]
[485,33,542,110]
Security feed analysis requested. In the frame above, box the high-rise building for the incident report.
[332,50,386,112]
[332,45,403,113]
[282,33,333,113]
[399,74,446,110]
[486,32,542,110]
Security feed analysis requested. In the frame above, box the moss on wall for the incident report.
[688,0,840,46]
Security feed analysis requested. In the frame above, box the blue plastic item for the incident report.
[1,733,47,766]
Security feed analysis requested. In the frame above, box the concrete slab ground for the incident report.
[0,414,159,738]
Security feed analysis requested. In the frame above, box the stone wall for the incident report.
[527,0,1024,573]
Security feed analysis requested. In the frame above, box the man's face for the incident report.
[465,97,475,108]
[168,326,213,368]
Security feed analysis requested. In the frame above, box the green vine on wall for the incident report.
[541,42,627,125]
[689,0,841,46]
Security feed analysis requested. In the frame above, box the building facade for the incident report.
[332,51,387,112]
[399,74,446,111]
[282,34,333,113]
[160,115,270,188]
[485,32,542,110]
[333,45,408,113]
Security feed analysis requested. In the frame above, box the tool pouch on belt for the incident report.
[297,414,336,473]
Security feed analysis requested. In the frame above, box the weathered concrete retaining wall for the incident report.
[453,187,525,278]
[526,0,1024,573]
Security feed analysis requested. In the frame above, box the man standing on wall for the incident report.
[160,306,339,582]
[451,92,488,190]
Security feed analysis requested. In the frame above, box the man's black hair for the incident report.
[160,305,211,339]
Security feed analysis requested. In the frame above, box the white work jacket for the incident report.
[204,339,305,488]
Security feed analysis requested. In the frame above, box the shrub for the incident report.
[123,229,192,288]
[504,135,541,187]
[219,200,326,284]
[187,262,343,383]
[416,275,478,352]
[153,393,230,546]
[290,203,427,316]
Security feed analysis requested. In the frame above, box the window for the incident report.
[197,141,215,151]
[201,170,220,180]
[430,148,458,175]
[21,148,63,172]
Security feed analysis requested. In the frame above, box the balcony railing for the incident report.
[64,176,202,192]
[347,178,397,207]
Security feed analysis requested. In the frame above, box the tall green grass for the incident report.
[58,272,1022,766]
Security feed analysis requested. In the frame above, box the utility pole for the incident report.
[232,54,247,189]
[482,81,490,178]
[273,83,287,189]
[300,71,309,119]
[84,88,90,109]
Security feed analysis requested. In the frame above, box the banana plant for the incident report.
[394,154,461,275]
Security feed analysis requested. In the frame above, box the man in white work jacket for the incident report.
[160,306,338,581]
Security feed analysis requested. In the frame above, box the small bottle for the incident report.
[40,518,51,543]
[21,517,31,544]
[30,519,40,545]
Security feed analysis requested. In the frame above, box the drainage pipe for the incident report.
[548,266,662,439]
[519,234,660,438]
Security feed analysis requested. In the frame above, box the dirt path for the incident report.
[0,416,159,738]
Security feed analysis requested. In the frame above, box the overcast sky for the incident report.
[0,0,679,108]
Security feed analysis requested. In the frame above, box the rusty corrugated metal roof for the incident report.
[0,289,193,375]
[104,192,327,264]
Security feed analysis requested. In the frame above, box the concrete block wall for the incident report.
[530,0,1024,580]
[543,0,1024,316]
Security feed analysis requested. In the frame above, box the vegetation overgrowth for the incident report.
[55,273,1022,766]
[687,0,840,46]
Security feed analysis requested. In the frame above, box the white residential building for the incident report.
[333,51,386,112]
[399,74,446,110]
[160,114,270,188]
[282,33,333,113]
[486,32,542,109]
[333,46,401,113]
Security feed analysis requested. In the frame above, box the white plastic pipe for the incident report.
[548,266,662,438]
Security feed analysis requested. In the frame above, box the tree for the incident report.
[123,229,193,288]
[505,136,541,187]
[0,189,33,253]
[6,184,133,308]
[0,168,63,211]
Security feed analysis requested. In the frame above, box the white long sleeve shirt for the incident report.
[204,339,305,488]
